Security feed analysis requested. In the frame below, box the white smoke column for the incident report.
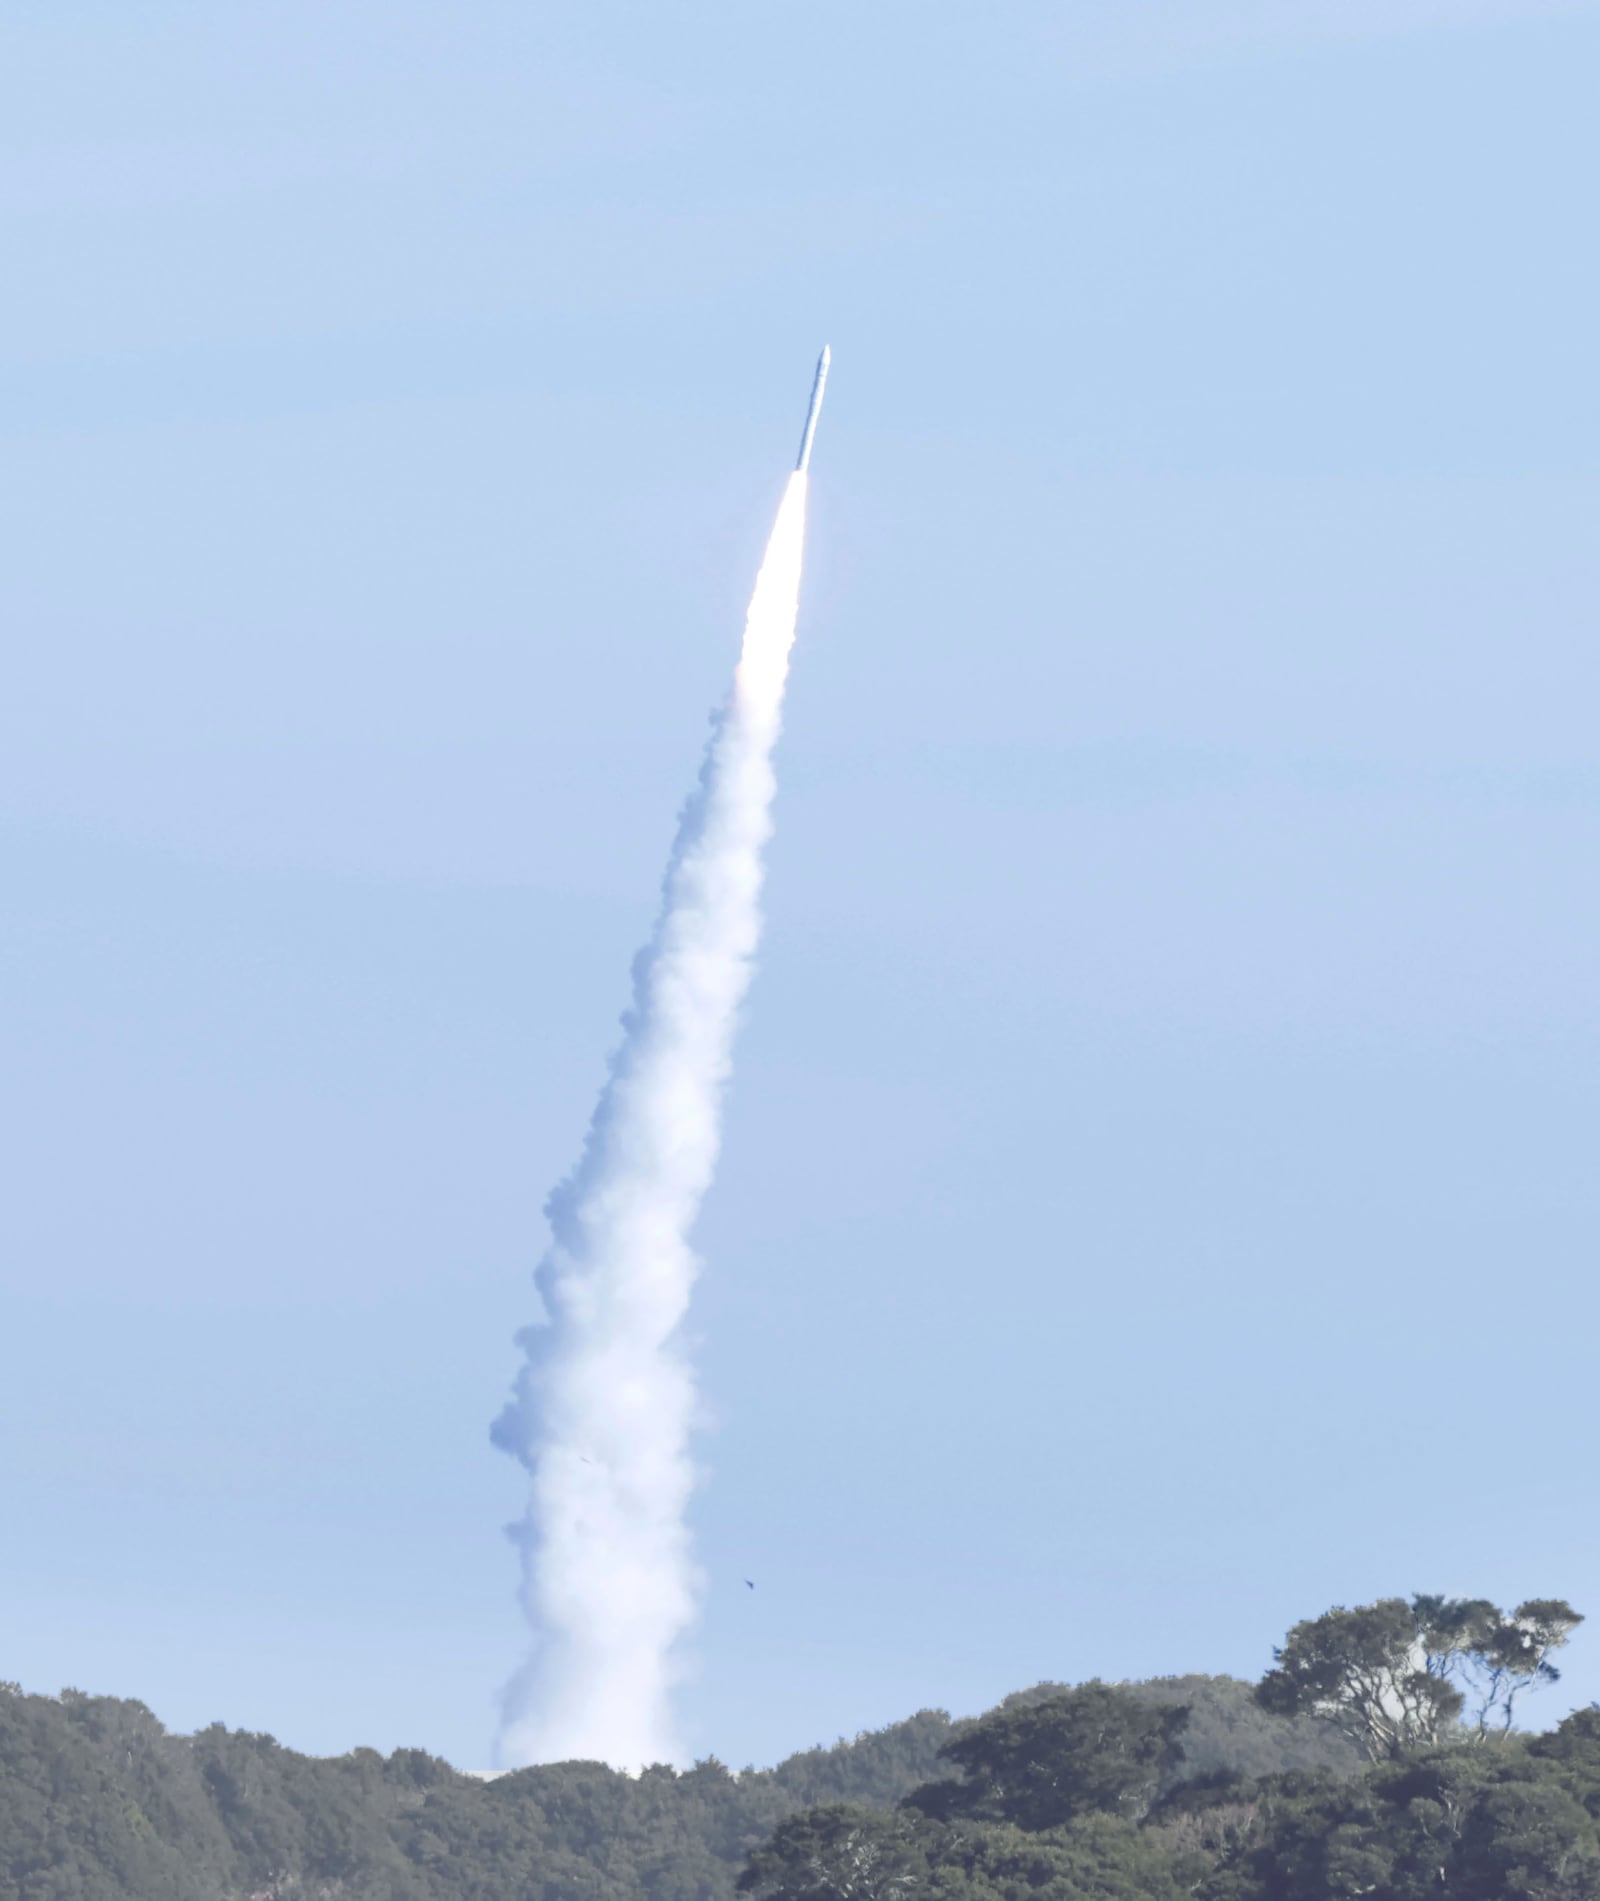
[491,471,811,1769]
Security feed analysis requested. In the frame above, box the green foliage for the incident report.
[737,1803,1187,1901]
[1256,1594,1582,1760]
[0,1688,235,1901]
[1530,1704,1600,1807]
[0,1684,948,1901]
[907,1683,1188,1829]
[998,1675,1363,1787]
[738,1803,931,1900]
[743,1593,1592,1901]
[1419,1597,1586,1735]
[1256,1597,1458,1759]
[768,1709,954,1810]
[927,1814,1187,1901]
[0,1604,1588,1901]
[1193,1742,1600,1901]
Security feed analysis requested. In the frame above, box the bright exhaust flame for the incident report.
[491,470,811,1769]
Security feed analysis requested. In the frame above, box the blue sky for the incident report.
[2,0,1597,1770]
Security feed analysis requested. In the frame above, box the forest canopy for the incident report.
[0,1591,1586,1901]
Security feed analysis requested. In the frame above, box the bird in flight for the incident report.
[745,1580,755,1590]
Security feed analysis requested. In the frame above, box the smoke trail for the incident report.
[491,470,811,1770]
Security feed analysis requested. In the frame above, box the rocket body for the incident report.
[795,346,831,472]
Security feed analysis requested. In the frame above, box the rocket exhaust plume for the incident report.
[490,353,828,1769]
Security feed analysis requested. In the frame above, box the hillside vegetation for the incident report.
[0,1676,1345,1900]
[0,1592,1586,1899]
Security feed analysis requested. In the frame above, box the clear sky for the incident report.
[3,0,1596,1772]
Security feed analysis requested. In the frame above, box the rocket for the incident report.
[795,346,831,473]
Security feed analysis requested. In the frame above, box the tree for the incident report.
[1530,1705,1600,1808]
[1415,1596,1584,1735]
[1212,1748,1600,1901]
[1256,1595,1583,1761]
[737,1804,931,1901]
[905,1684,1189,1830]
[1256,1599,1460,1760]
[930,1815,1186,1901]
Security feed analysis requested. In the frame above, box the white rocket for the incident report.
[795,346,831,472]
